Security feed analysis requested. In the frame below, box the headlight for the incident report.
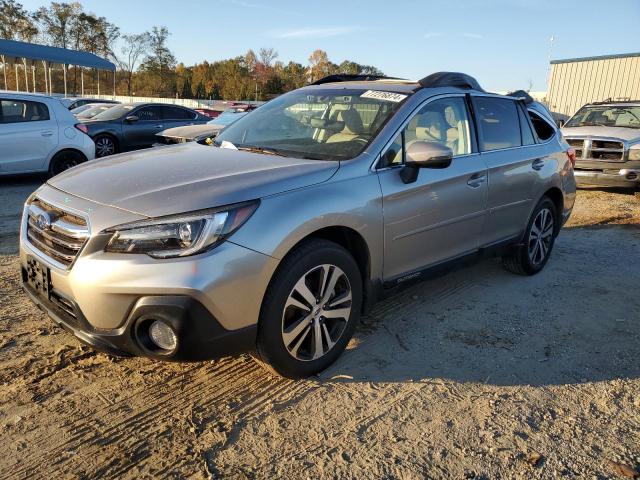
[104,201,258,258]
[629,147,640,161]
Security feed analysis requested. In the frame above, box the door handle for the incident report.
[41,131,53,137]
[532,158,545,171]
[467,173,486,188]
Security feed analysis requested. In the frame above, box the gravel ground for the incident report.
[0,177,639,479]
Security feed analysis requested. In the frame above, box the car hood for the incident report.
[48,142,340,218]
[562,126,640,143]
[158,124,222,140]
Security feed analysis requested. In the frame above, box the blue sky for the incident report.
[20,0,640,91]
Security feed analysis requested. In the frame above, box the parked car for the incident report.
[154,105,259,145]
[208,104,258,127]
[74,103,116,120]
[20,72,575,378]
[0,92,95,176]
[561,100,640,189]
[194,108,221,119]
[154,123,226,145]
[59,97,119,110]
[80,103,210,157]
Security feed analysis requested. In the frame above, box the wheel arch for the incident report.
[48,148,89,173]
[266,225,379,314]
[542,186,564,234]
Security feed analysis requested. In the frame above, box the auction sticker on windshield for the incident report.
[361,90,407,103]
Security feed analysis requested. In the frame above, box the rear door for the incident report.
[161,106,198,130]
[377,95,489,280]
[122,105,164,149]
[472,95,540,244]
[0,98,58,173]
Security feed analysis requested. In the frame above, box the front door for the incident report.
[122,105,164,149]
[0,98,58,173]
[377,96,489,281]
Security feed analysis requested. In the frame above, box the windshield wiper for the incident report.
[236,145,288,157]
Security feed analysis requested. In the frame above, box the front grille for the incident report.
[25,198,89,268]
[564,137,626,162]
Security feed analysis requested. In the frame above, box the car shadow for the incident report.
[319,227,640,387]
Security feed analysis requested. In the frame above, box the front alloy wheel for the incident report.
[282,264,352,361]
[255,239,362,378]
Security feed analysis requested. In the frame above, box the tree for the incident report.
[308,49,334,82]
[35,2,82,48]
[139,26,177,96]
[0,0,38,41]
[117,32,151,96]
[258,47,278,67]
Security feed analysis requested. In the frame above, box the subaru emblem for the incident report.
[35,213,51,230]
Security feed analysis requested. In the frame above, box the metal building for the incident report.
[547,52,640,118]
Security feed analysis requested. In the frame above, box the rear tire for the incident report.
[48,150,87,177]
[94,134,118,158]
[502,197,557,276]
[254,239,362,379]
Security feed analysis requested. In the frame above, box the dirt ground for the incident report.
[0,177,639,479]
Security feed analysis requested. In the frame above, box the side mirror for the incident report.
[125,115,139,123]
[400,141,453,184]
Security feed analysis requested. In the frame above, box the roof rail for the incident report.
[506,90,534,104]
[309,74,403,85]
[418,72,484,91]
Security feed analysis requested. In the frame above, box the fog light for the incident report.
[148,320,177,351]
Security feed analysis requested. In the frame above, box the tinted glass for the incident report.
[135,106,162,121]
[529,111,556,141]
[475,97,521,151]
[0,99,50,123]
[518,105,536,145]
[163,106,195,120]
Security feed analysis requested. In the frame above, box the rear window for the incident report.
[163,106,196,120]
[0,99,50,123]
[474,97,521,151]
[528,110,555,141]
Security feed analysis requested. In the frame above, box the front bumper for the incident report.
[574,160,640,188]
[19,185,279,361]
[22,279,256,360]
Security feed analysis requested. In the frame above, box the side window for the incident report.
[528,110,555,141]
[517,105,536,145]
[163,106,195,120]
[474,97,521,151]
[0,99,50,123]
[135,106,162,121]
[379,97,471,168]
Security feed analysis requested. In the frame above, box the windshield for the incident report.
[92,104,135,121]
[214,88,408,160]
[566,104,640,129]
[78,105,111,118]
[207,110,247,126]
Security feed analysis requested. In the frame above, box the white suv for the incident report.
[0,92,95,176]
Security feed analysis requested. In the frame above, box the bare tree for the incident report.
[117,32,151,96]
[258,47,278,67]
[0,0,38,41]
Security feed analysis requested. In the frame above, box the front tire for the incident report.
[255,239,363,378]
[502,197,557,275]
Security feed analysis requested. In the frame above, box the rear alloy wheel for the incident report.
[502,196,557,275]
[48,150,86,177]
[94,135,117,157]
[255,239,362,378]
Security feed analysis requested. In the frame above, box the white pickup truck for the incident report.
[562,100,640,190]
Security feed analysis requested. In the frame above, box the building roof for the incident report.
[0,39,115,70]
[551,52,640,65]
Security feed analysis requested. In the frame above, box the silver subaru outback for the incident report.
[20,72,576,378]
